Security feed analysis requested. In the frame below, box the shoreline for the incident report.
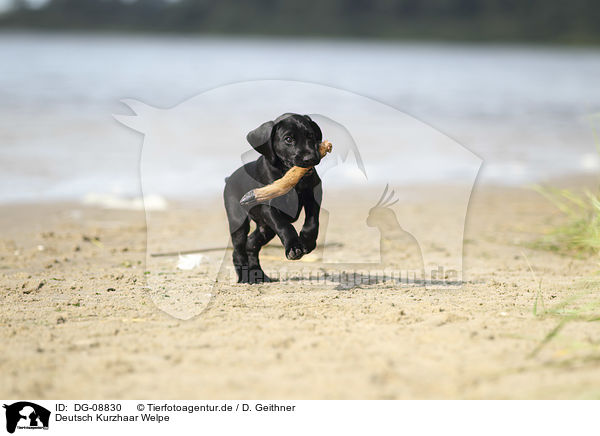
[0,171,597,209]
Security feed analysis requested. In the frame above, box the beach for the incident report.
[1,32,600,400]
[2,180,599,399]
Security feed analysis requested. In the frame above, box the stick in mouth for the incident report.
[240,141,332,207]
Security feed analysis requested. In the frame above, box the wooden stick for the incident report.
[240,140,332,207]
[150,241,344,258]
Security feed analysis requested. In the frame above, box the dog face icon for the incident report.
[17,407,35,427]
[3,402,50,434]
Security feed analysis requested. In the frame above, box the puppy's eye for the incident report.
[284,136,294,145]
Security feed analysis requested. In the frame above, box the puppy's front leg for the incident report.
[258,206,304,260]
[299,185,322,255]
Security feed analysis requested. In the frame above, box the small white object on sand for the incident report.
[176,254,209,270]
[82,193,167,211]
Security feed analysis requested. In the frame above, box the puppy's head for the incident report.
[247,113,322,169]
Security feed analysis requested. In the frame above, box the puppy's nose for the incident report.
[301,155,320,166]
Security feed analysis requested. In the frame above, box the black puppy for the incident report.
[224,113,323,284]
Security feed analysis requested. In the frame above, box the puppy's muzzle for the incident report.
[298,155,321,167]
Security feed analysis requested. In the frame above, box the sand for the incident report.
[1,183,599,399]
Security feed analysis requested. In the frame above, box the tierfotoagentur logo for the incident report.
[3,402,50,434]
[115,80,481,320]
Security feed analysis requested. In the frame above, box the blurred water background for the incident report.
[1,13,600,203]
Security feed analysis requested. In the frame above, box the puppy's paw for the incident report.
[248,268,273,284]
[300,236,316,255]
[237,267,275,284]
[286,242,304,260]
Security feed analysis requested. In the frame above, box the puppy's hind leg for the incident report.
[246,224,276,283]
[231,218,250,283]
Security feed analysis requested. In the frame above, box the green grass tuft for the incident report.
[530,114,600,257]
[526,115,600,357]
[532,186,600,256]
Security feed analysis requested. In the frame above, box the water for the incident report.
[1,32,600,204]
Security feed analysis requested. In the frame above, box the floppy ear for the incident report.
[304,115,322,142]
[246,121,276,162]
